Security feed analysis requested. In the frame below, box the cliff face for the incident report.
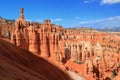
[0,17,15,38]
[0,39,72,80]
[1,8,120,80]
[10,8,65,64]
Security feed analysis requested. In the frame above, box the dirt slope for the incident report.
[0,39,72,80]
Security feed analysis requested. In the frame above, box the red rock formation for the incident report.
[7,8,120,80]
[0,38,72,80]
[28,23,39,54]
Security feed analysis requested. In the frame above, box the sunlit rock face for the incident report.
[10,8,65,63]
[8,8,120,80]
[0,39,72,80]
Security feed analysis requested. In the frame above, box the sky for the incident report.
[0,0,120,29]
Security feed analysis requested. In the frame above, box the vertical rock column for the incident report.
[11,33,16,45]
[28,24,38,54]
[15,30,22,47]
[40,28,50,58]
[77,44,80,62]
[70,44,74,61]
[49,33,55,58]
[84,59,93,77]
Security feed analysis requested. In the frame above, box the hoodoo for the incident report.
[0,7,120,80]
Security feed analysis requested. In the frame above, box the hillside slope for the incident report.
[0,39,72,80]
